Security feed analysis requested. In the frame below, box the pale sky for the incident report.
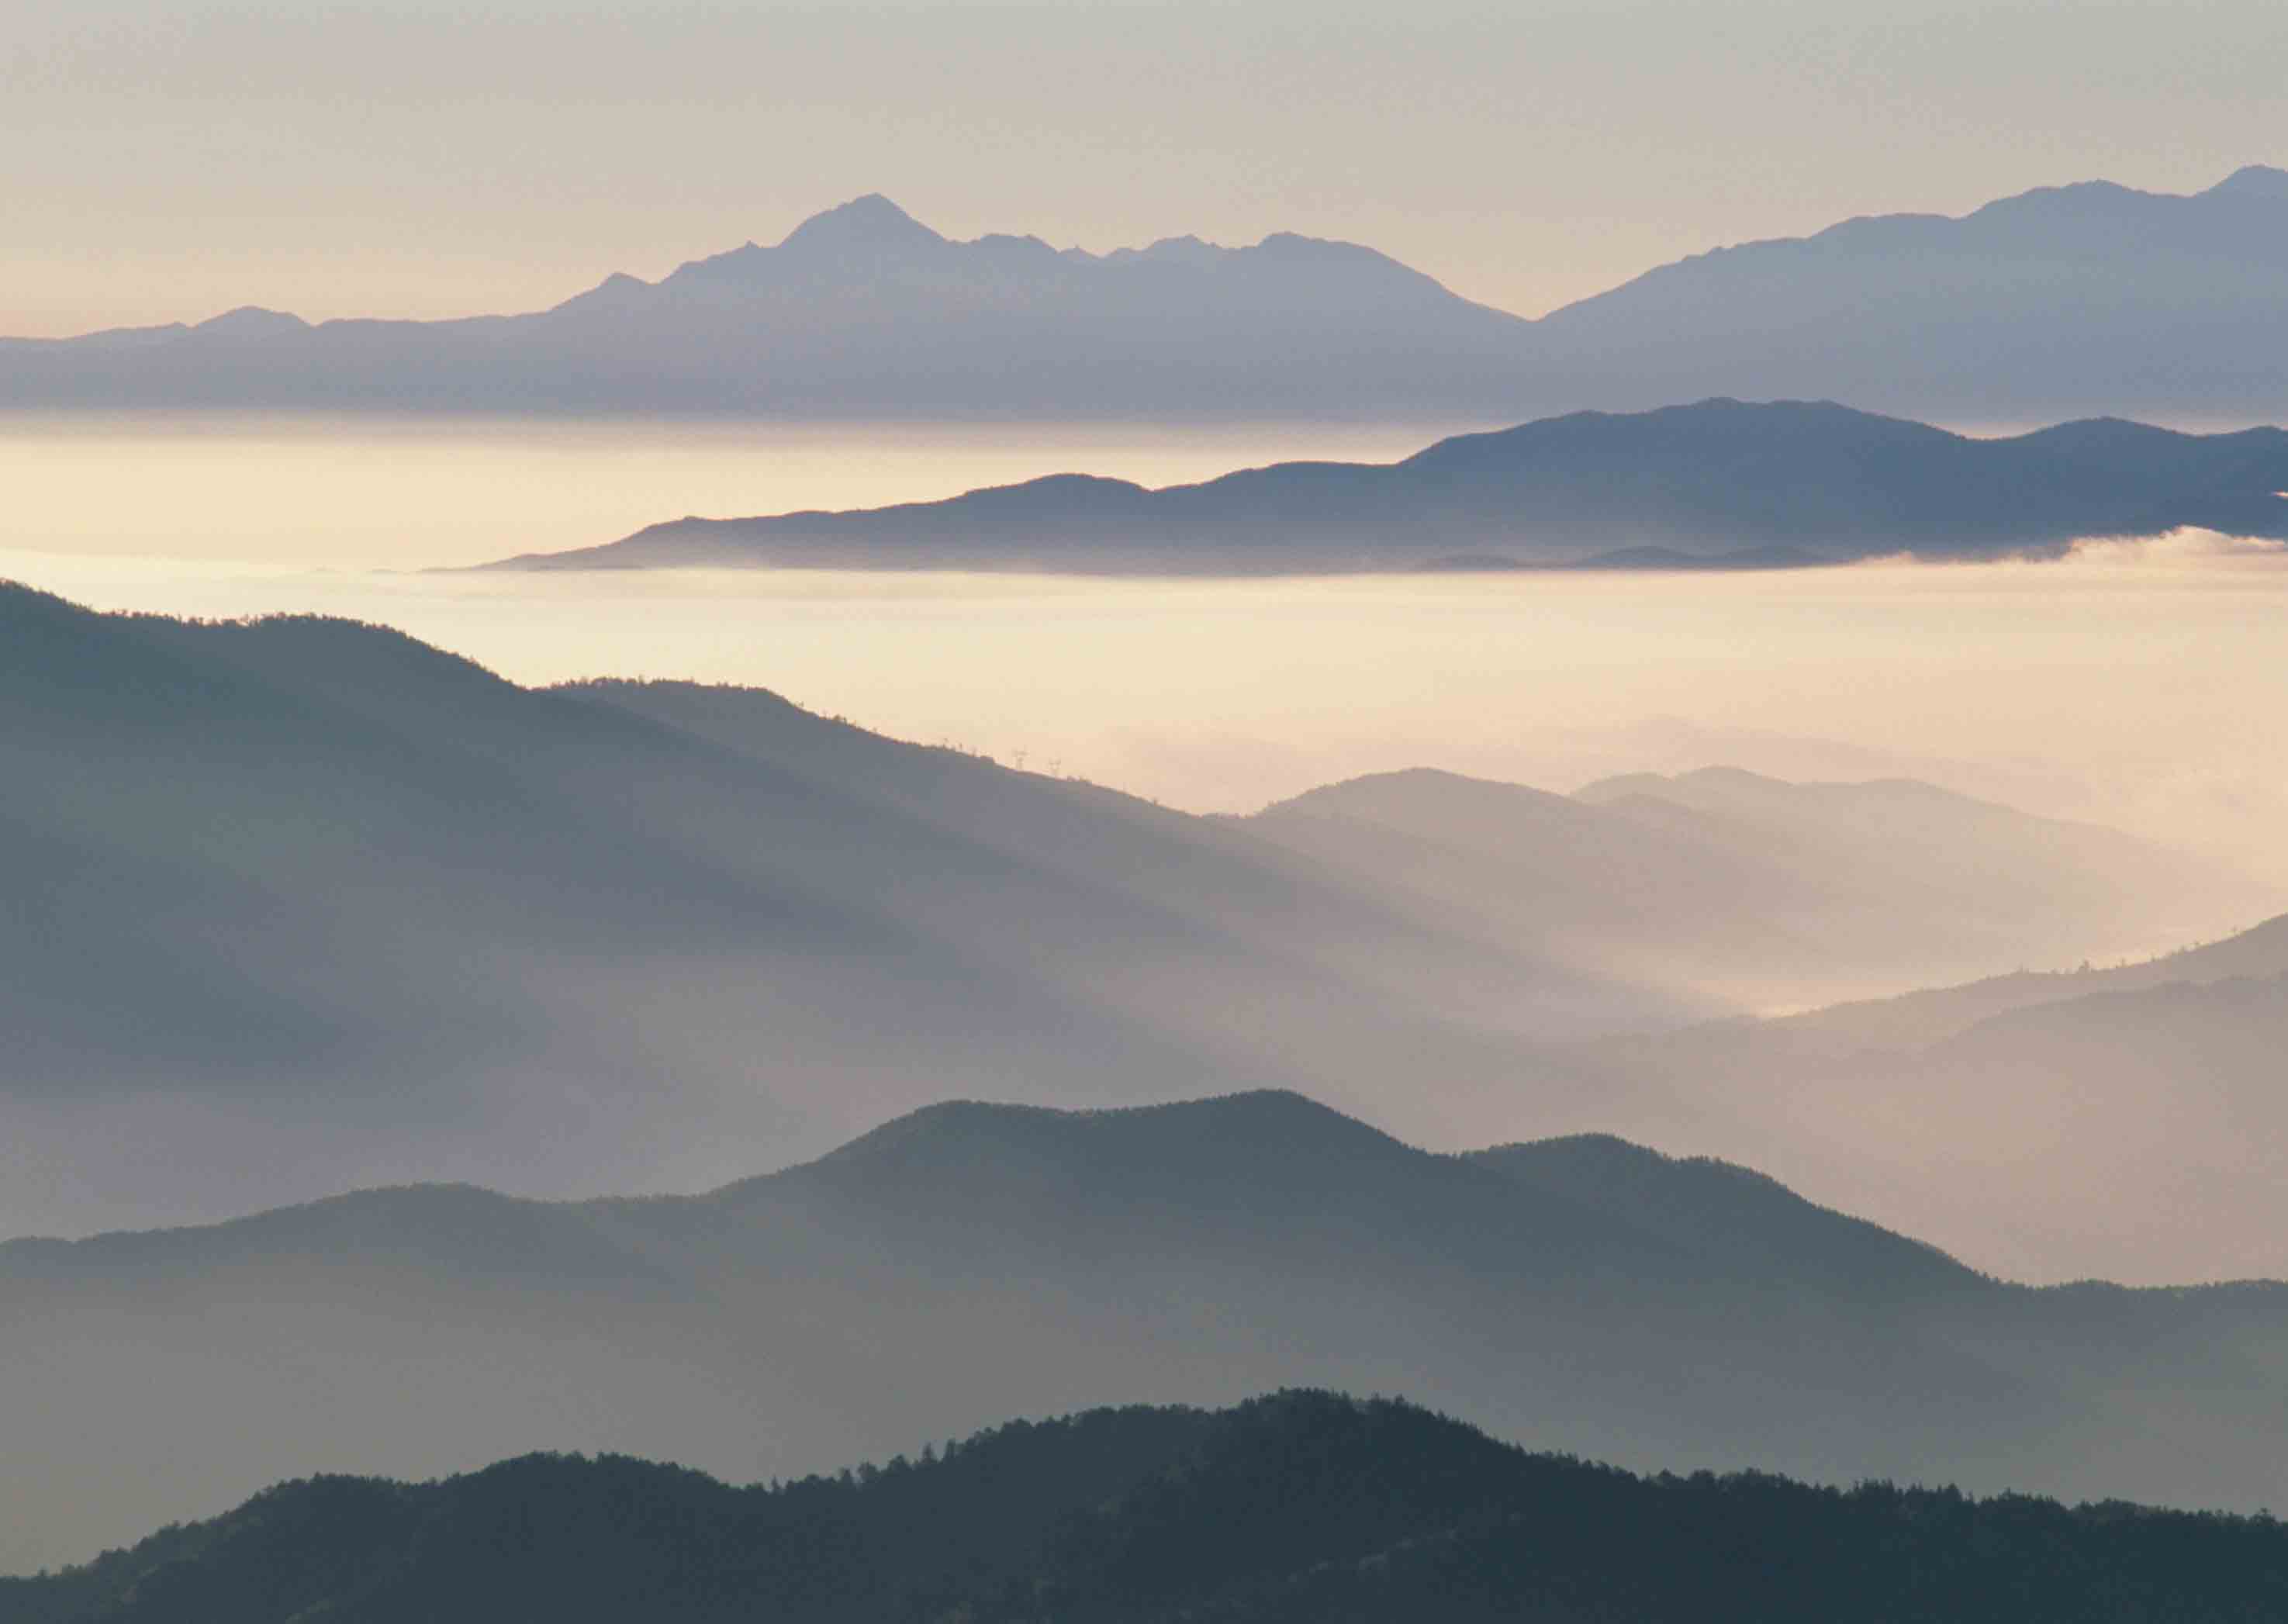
[5,0,2284,337]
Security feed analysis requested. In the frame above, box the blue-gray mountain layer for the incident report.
[484,399,2288,572]
[5,1091,2287,1580]
[9,168,2288,421]
[2,580,2250,1246]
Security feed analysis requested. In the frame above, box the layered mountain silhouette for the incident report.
[0,194,1529,416]
[484,400,2288,572]
[9,168,2288,420]
[5,1091,2286,1578]
[0,579,1678,1235]
[13,1391,2288,1624]
[1239,764,2249,1005]
[6,581,2253,1243]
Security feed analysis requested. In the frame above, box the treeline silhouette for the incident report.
[12,1392,2284,1623]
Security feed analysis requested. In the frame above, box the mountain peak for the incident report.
[191,305,309,336]
[2207,163,2288,202]
[777,192,945,255]
[728,1090,1416,1213]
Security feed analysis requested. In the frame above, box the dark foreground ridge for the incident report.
[10,1391,2284,1624]
[486,399,2288,572]
[12,1083,2288,1577]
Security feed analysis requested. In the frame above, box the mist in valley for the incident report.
[7,429,2288,1588]
[13,517,2286,889]
[17,4,2288,1612]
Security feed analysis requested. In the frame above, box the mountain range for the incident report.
[12,1391,2286,1623]
[478,398,2288,576]
[2,580,2261,1246]
[6,1090,2288,1578]
[8,168,2288,422]
[481,399,2288,572]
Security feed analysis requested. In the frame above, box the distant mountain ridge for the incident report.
[482,399,2288,572]
[6,1090,2288,1580]
[0,193,1528,416]
[1237,761,2262,1004]
[13,1391,2288,1624]
[1530,165,2288,421]
[9,167,2288,420]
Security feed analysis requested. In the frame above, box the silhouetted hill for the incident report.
[8,1090,2288,1576]
[488,399,2288,572]
[12,168,2288,420]
[12,1391,2288,1624]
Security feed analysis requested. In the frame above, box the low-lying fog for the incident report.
[10,530,2285,894]
[9,418,2288,1296]
[11,411,2281,892]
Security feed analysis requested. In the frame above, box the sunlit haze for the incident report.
[14,9,2288,1607]
[5,1,2283,335]
[12,528,2285,896]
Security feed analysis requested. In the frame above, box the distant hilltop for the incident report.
[7,168,2288,421]
[479,398,2288,573]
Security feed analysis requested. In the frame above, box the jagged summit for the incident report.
[14,163,2288,417]
[1106,233,1228,267]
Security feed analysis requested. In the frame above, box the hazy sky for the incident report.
[8,0,2283,337]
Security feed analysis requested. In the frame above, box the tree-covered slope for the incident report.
[11,1392,2286,1624]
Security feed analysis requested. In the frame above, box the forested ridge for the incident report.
[11,1391,2284,1623]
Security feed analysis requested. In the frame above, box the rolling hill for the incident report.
[5,1091,2286,1576]
[11,1391,2286,1624]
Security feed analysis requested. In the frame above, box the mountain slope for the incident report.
[0,580,1684,1238]
[12,1392,2288,1624]
[486,399,2288,572]
[6,1091,2287,1576]
[2,581,2266,1245]
[1237,762,2261,1007]
[1572,910,2288,1282]
[1527,165,2288,422]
